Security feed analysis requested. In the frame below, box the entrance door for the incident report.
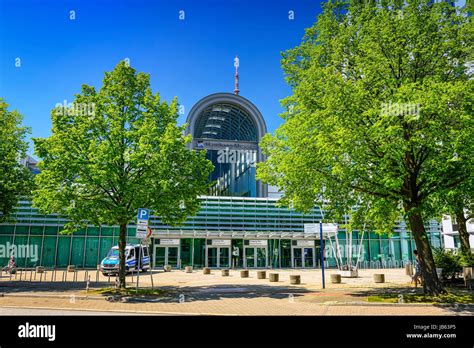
[244,247,268,268]
[292,247,315,268]
[206,247,231,268]
[154,246,180,269]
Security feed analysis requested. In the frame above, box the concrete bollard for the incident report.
[269,273,279,282]
[330,274,341,284]
[240,270,249,278]
[405,263,413,276]
[185,266,193,273]
[203,267,211,275]
[373,273,385,283]
[257,271,266,279]
[221,269,230,277]
[290,275,301,285]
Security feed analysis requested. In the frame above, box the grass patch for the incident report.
[84,287,167,297]
[368,290,474,304]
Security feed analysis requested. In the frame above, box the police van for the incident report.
[100,244,150,276]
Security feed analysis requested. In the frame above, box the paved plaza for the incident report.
[0,268,472,316]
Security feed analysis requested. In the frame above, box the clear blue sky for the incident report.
[0,0,323,153]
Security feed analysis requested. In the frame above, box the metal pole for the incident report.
[136,242,142,293]
[320,222,325,289]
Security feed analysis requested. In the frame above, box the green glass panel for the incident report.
[42,237,57,267]
[99,237,114,263]
[70,237,85,268]
[44,226,59,235]
[87,227,99,236]
[30,226,43,235]
[56,236,71,267]
[14,226,29,235]
[85,237,99,267]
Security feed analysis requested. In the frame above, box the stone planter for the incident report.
[221,269,229,276]
[257,271,266,279]
[185,266,193,273]
[290,275,301,285]
[240,270,249,278]
[339,270,358,278]
[373,273,385,283]
[330,274,341,284]
[67,265,75,272]
[35,266,45,274]
[163,265,172,272]
[405,263,413,276]
[203,267,211,275]
[269,273,279,282]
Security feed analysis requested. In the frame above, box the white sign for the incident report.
[296,240,315,247]
[322,223,338,234]
[136,227,148,239]
[304,223,319,234]
[159,239,180,246]
[211,239,231,246]
[248,240,267,247]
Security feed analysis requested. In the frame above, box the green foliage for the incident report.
[432,248,462,280]
[257,0,473,233]
[0,99,32,221]
[459,251,474,267]
[33,61,213,233]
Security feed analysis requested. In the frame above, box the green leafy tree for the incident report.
[0,99,31,221]
[437,177,473,254]
[33,62,213,288]
[257,0,473,295]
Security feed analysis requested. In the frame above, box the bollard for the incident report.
[290,275,301,285]
[269,273,279,282]
[96,270,99,283]
[86,275,91,293]
[203,267,211,275]
[330,274,341,284]
[221,269,230,276]
[240,270,249,278]
[257,271,266,279]
[84,270,88,283]
[185,266,193,273]
[373,274,385,283]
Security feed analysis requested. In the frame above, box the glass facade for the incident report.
[0,198,443,269]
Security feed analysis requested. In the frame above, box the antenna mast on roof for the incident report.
[234,55,240,95]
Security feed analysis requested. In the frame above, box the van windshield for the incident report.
[107,249,119,258]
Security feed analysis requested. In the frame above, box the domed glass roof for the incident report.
[193,103,258,142]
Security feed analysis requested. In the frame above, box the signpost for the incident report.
[304,222,339,289]
[135,208,150,292]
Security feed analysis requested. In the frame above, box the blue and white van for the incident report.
[100,244,150,276]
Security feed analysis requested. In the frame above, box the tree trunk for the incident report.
[406,209,444,296]
[118,223,127,289]
[455,209,471,254]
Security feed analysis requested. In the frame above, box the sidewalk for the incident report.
[1,268,472,316]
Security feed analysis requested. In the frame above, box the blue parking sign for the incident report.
[137,208,149,221]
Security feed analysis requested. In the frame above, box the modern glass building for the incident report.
[0,91,444,270]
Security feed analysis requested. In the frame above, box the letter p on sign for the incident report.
[137,208,149,221]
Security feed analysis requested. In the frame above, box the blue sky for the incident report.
[0,0,323,153]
